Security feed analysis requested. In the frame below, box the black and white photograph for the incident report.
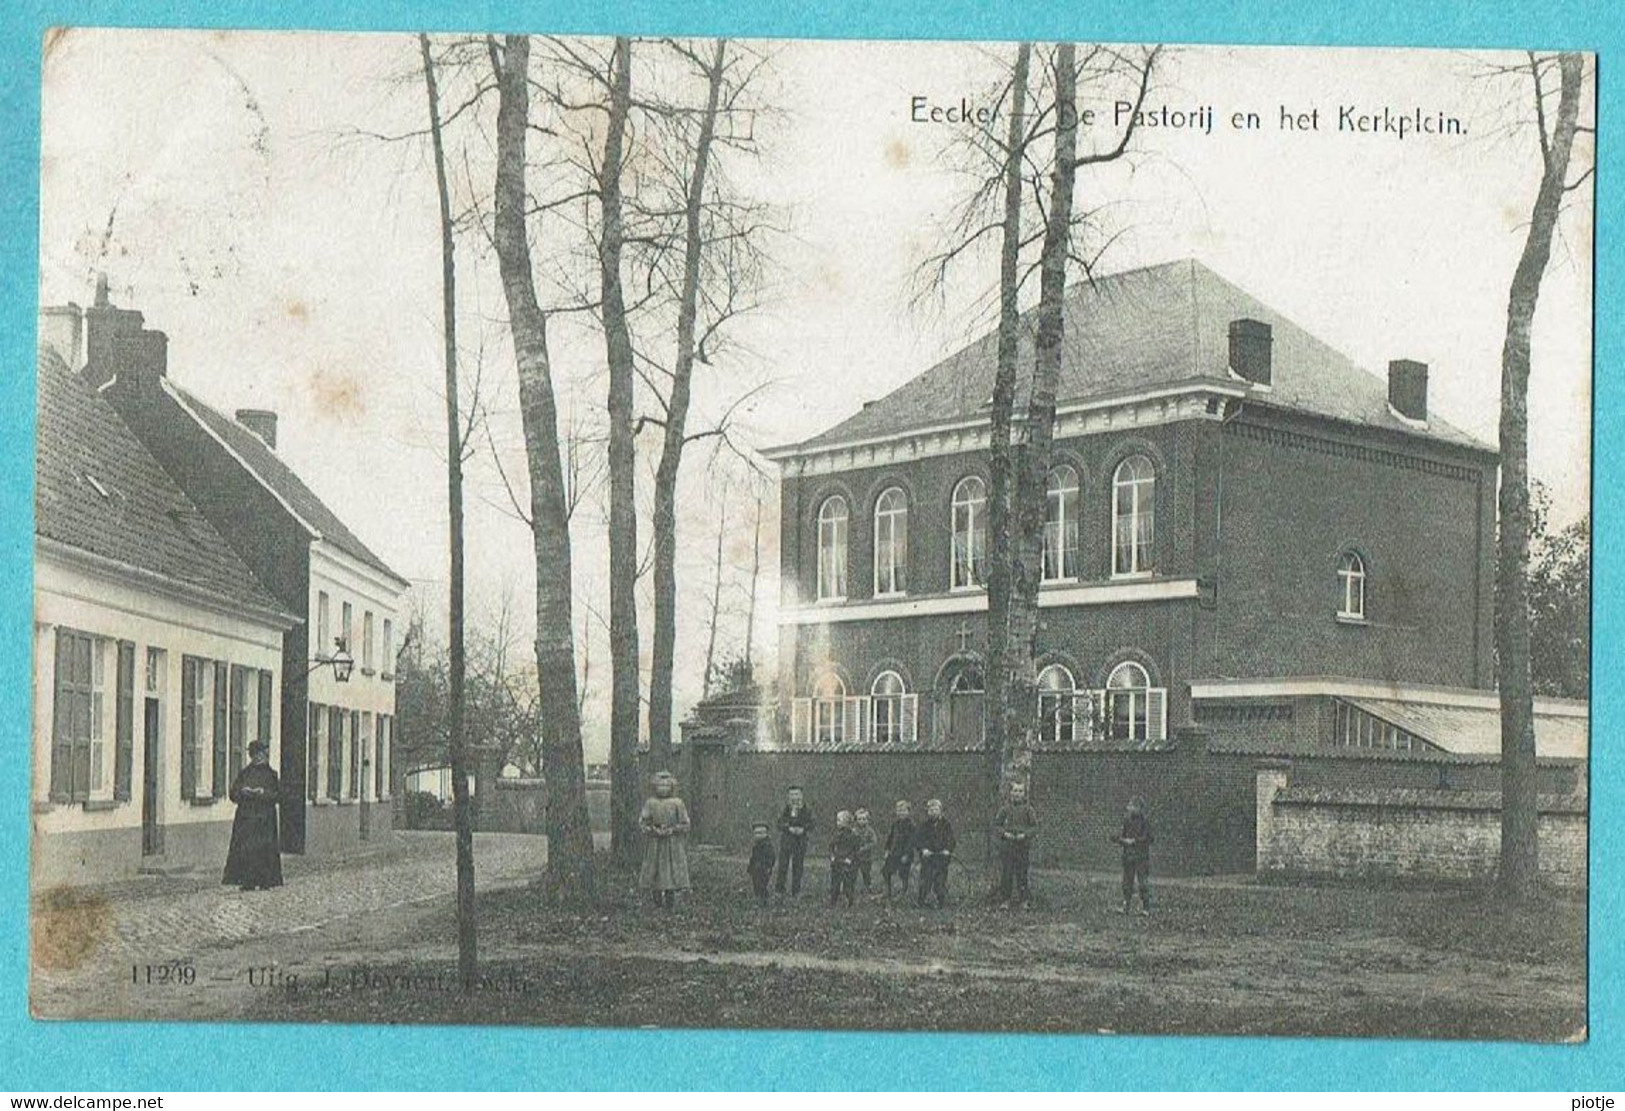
[29,28,1593,1041]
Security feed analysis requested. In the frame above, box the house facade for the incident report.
[47,285,409,861]
[766,260,1499,756]
[33,333,298,885]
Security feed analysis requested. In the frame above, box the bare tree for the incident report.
[743,486,763,678]
[418,31,477,989]
[489,33,596,903]
[1496,51,1589,899]
[701,486,728,698]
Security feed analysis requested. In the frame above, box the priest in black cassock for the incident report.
[222,740,284,891]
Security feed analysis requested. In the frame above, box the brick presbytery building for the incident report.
[679,259,1587,873]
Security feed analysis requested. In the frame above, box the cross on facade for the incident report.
[953,620,976,654]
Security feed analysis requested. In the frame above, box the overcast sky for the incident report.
[39,31,1593,758]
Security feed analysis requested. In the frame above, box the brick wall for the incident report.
[1256,766,1587,887]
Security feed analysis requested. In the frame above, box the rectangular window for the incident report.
[114,640,135,802]
[211,662,229,797]
[382,620,394,678]
[50,630,101,803]
[327,706,345,799]
[363,612,375,673]
[228,665,249,782]
[342,601,353,654]
[180,657,199,800]
[349,710,362,799]
[307,703,322,802]
[257,669,273,759]
[375,715,388,798]
[316,591,331,656]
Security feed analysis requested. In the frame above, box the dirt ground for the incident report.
[249,846,1587,1041]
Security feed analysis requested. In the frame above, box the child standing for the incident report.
[774,786,813,897]
[746,822,777,907]
[638,770,692,909]
[828,810,860,907]
[853,808,879,894]
[913,798,957,909]
[993,781,1038,908]
[881,799,916,899]
[1114,795,1154,915]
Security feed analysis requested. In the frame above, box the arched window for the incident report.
[944,660,986,749]
[1337,551,1366,620]
[1106,660,1152,741]
[1044,465,1080,581]
[951,476,987,589]
[1112,455,1156,577]
[1037,663,1076,745]
[871,670,907,745]
[873,487,909,596]
[813,672,847,746]
[816,495,848,601]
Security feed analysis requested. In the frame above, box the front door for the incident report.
[142,697,163,855]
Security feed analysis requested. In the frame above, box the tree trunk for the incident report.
[1498,51,1584,901]
[984,42,1031,808]
[600,36,644,868]
[701,489,727,698]
[490,33,595,904]
[648,39,728,768]
[744,490,762,679]
[1006,43,1077,792]
[419,32,477,990]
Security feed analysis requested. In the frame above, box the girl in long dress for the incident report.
[223,741,284,891]
[639,770,692,908]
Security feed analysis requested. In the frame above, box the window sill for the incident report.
[949,584,986,594]
[1040,577,1080,588]
[872,590,907,601]
[361,668,376,677]
[1335,614,1369,626]
[814,596,848,606]
[83,799,119,812]
[1109,571,1155,582]
[312,797,336,807]
[188,796,219,808]
[381,672,394,682]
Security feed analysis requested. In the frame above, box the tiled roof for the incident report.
[35,348,288,618]
[167,382,405,584]
[795,258,1490,454]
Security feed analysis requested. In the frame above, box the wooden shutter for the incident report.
[900,693,918,746]
[790,698,810,747]
[307,706,321,801]
[179,658,197,800]
[114,641,135,802]
[1146,689,1168,743]
[212,662,229,796]
[848,696,869,746]
[49,632,74,802]
[257,670,273,753]
[328,706,344,798]
[374,715,385,797]
[228,665,248,780]
[350,711,361,798]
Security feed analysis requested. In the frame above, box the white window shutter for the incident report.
[1147,689,1168,742]
[844,697,865,746]
[901,693,918,746]
[791,698,811,747]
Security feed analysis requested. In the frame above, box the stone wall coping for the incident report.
[1273,785,1587,815]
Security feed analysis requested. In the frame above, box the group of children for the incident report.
[747,793,961,908]
[643,772,1154,916]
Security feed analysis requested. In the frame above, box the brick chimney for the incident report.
[83,275,167,393]
[235,408,278,450]
[1388,359,1428,422]
[1228,318,1272,386]
[39,303,83,369]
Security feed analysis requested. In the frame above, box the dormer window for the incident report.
[1337,551,1366,620]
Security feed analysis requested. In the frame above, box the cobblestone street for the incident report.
[30,831,550,1021]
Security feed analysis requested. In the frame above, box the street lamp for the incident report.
[301,636,355,682]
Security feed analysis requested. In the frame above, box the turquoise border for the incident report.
[1,0,1617,1091]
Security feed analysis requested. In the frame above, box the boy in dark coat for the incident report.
[828,810,860,907]
[853,808,879,893]
[774,786,813,897]
[746,822,776,906]
[881,799,916,898]
[913,798,957,909]
[993,781,1038,908]
[1114,796,1154,915]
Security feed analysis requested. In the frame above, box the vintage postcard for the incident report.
[30,28,1592,1040]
